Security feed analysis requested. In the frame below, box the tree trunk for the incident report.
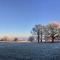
[52,38,54,43]
[41,32,42,42]
[37,30,40,43]
[51,36,55,43]
[38,34,39,43]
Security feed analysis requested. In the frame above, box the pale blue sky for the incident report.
[0,0,60,36]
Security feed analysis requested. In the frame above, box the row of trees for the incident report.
[0,37,18,41]
[30,21,60,43]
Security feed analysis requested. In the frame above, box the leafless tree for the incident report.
[31,24,45,43]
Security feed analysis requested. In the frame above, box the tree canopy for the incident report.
[31,21,60,43]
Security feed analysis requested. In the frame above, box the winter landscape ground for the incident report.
[0,42,60,60]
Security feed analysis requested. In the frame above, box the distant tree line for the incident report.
[0,37,18,41]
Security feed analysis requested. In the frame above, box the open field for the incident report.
[0,42,60,60]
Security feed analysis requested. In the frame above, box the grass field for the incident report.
[0,42,60,60]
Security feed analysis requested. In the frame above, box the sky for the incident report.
[0,0,60,37]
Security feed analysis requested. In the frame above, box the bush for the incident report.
[28,36,34,42]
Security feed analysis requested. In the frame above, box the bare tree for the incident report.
[31,24,45,43]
